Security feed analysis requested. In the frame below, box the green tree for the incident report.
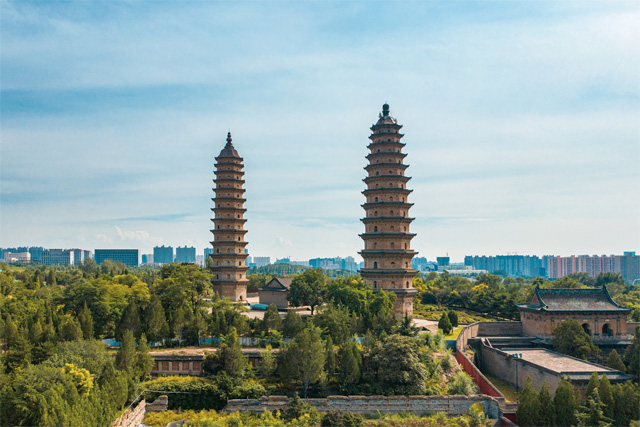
[219,327,249,379]
[281,393,320,424]
[554,376,577,427]
[362,334,428,395]
[46,268,56,286]
[624,326,640,378]
[598,374,613,421]
[78,302,94,340]
[133,334,154,381]
[321,410,364,427]
[324,336,336,377]
[58,316,82,342]
[611,381,640,427]
[280,326,325,397]
[447,310,459,327]
[3,316,31,372]
[338,341,361,386]
[576,388,612,427]
[260,345,277,377]
[516,376,540,427]
[313,304,351,345]
[438,312,452,335]
[398,313,419,337]
[287,268,326,315]
[537,381,555,427]
[551,319,600,360]
[261,304,282,333]
[115,330,136,373]
[605,349,626,372]
[116,300,141,341]
[144,295,169,344]
[586,371,600,400]
[282,309,305,338]
[446,371,478,396]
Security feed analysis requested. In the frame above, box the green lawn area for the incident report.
[482,372,519,402]
[444,326,462,340]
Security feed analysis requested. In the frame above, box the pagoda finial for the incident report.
[226,131,232,143]
[382,103,390,117]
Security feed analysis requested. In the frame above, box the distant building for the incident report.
[69,248,90,265]
[195,255,205,266]
[547,252,640,283]
[28,247,44,263]
[141,254,153,264]
[175,246,196,263]
[464,255,546,278]
[42,249,73,266]
[252,257,271,267]
[2,252,31,264]
[259,277,293,310]
[436,257,450,267]
[95,249,138,267]
[275,258,290,264]
[153,245,174,264]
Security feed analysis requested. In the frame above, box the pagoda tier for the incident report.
[209,132,249,302]
[359,104,418,318]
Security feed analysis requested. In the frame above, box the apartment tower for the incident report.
[359,104,418,317]
[209,132,249,301]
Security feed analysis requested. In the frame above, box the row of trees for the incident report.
[517,374,639,427]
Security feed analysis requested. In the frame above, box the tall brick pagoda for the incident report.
[359,104,418,317]
[210,132,249,302]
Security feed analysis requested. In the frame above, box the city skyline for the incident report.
[2,2,639,261]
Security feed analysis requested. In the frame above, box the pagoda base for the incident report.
[393,292,415,318]
[213,283,247,302]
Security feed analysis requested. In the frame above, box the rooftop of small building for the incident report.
[502,348,631,379]
[515,285,631,312]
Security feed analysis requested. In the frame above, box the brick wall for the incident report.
[223,395,502,419]
[111,400,146,427]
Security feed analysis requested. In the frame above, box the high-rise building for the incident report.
[141,254,153,264]
[359,104,418,317]
[547,252,640,283]
[464,255,545,278]
[42,249,74,266]
[209,132,249,301]
[252,256,271,267]
[153,245,174,264]
[94,249,138,267]
[175,246,196,263]
[28,246,44,263]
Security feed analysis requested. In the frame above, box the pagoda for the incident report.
[359,104,418,317]
[209,132,249,302]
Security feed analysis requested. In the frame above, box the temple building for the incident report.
[515,285,632,340]
[359,103,418,317]
[209,132,249,302]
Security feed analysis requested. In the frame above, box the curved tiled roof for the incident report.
[515,285,631,312]
[217,132,240,158]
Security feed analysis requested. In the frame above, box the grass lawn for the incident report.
[482,372,519,402]
[444,327,462,340]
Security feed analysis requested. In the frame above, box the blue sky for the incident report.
[1,1,639,262]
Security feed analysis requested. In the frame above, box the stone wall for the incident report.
[480,344,562,394]
[455,322,507,406]
[146,395,169,412]
[111,399,146,427]
[477,322,522,337]
[223,395,501,419]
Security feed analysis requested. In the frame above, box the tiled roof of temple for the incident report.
[515,285,631,312]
